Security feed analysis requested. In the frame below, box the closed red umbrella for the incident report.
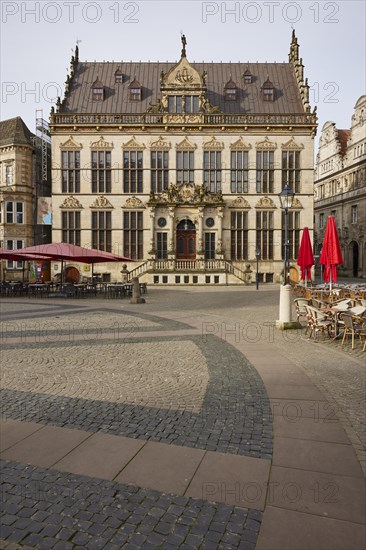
[297,227,314,285]
[319,216,343,290]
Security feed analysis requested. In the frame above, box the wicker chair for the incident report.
[341,314,366,350]
[294,298,310,324]
[304,305,333,340]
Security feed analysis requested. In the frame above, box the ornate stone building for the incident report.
[314,95,366,278]
[50,32,317,284]
[0,117,35,280]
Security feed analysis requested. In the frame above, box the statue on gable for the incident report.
[181,33,187,57]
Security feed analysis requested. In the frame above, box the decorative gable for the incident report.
[90,136,114,149]
[230,197,251,208]
[203,137,224,150]
[255,196,277,209]
[123,196,146,209]
[176,137,197,151]
[90,196,114,208]
[163,56,203,90]
[292,198,303,209]
[150,136,171,150]
[281,137,304,150]
[123,136,145,149]
[230,138,251,150]
[60,196,83,209]
[255,137,277,150]
[60,136,82,150]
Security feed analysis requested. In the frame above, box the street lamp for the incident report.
[279,184,295,285]
[255,247,260,290]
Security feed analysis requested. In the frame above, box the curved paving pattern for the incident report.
[0,292,365,550]
[1,330,272,459]
[1,340,209,412]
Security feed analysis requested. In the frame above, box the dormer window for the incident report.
[115,69,123,84]
[261,78,274,102]
[129,77,142,101]
[243,69,252,84]
[91,77,104,101]
[224,77,237,101]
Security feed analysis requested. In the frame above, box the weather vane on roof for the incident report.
[180,32,187,57]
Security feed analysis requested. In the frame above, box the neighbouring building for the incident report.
[49,31,317,285]
[314,95,366,278]
[0,115,52,282]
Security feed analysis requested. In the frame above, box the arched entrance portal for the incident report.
[351,241,359,277]
[65,266,80,283]
[176,219,196,259]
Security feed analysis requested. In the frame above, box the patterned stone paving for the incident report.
[0,460,262,550]
[0,331,272,459]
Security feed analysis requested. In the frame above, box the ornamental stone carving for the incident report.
[123,136,146,149]
[60,196,83,209]
[231,197,251,208]
[203,137,224,150]
[255,136,277,150]
[292,198,304,209]
[255,196,277,208]
[90,136,114,149]
[163,57,203,89]
[230,138,251,150]
[281,137,304,150]
[123,196,146,208]
[60,136,82,150]
[176,137,197,151]
[90,196,114,208]
[148,183,224,206]
[150,136,171,150]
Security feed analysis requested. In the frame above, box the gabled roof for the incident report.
[128,77,142,89]
[91,77,104,89]
[261,77,274,89]
[224,77,237,89]
[337,129,351,156]
[61,60,305,115]
[0,117,34,147]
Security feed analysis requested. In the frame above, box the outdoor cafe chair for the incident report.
[294,298,310,324]
[304,305,333,341]
[341,313,366,351]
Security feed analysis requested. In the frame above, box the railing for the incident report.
[126,258,250,284]
[50,112,317,127]
[126,261,150,281]
[223,261,249,283]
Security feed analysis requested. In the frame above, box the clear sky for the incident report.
[1,0,365,150]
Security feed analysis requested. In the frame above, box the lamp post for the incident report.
[276,184,298,330]
[255,247,260,290]
[279,184,295,285]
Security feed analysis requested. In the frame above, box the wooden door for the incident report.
[176,230,196,259]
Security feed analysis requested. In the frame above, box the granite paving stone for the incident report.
[1,289,365,549]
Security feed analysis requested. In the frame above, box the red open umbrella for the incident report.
[10,243,130,263]
[297,227,314,285]
[7,243,131,284]
[319,216,343,290]
[0,248,50,261]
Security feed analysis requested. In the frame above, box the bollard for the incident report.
[276,284,300,329]
[130,277,145,304]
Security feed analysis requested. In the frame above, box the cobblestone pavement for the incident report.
[132,286,365,460]
[0,287,365,549]
[0,460,261,550]
[0,293,271,549]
